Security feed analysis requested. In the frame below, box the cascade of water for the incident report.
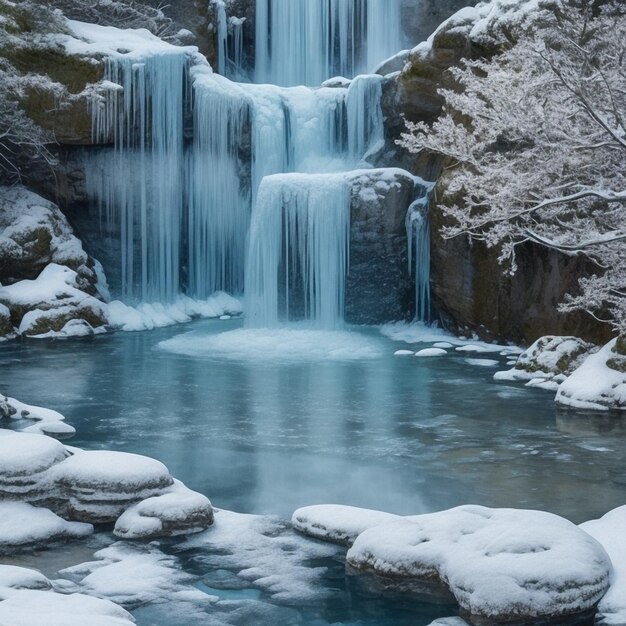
[245,173,351,329]
[406,197,431,322]
[189,75,250,298]
[254,0,404,87]
[214,1,228,76]
[87,52,189,303]
[346,74,384,161]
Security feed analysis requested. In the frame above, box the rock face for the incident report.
[346,505,611,626]
[0,430,214,541]
[346,169,420,324]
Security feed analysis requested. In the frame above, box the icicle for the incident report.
[254,0,404,87]
[406,197,431,323]
[245,173,351,329]
[87,53,189,303]
[346,74,384,162]
[189,75,250,297]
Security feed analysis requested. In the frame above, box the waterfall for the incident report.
[87,52,189,303]
[406,197,431,322]
[245,173,350,329]
[346,74,384,161]
[254,0,404,86]
[189,74,250,298]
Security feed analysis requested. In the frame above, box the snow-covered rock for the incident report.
[114,480,213,539]
[292,505,401,546]
[0,264,108,338]
[0,394,75,437]
[556,338,626,411]
[52,450,174,523]
[0,502,92,551]
[0,565,51,591]
[346,505,611,624]
[0,431,69,502]
[0,186,105,298]
[495,336,596,389]
[0,587,134,626]
[415,348,447,357]
[0,429,214,537]
[581,506,626,625]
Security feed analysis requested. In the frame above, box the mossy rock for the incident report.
[21,304,107,337]
[616,335,626,356]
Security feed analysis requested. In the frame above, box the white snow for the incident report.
[0,565,51,591]
[292,504,401,545]
[0,502,92,549]
[182,509,339,603]
[114,479,213,539]
[0,430,68,477]
[347,505,610,622]
[1,394,75,436]
[556,339,626,411]
[0,587,135,626]
[158,327,384,362]
[581,506,626,625]
[415,348,447,357]
[394,350,414,356]
[62,20,199,61]
[465,358,499,367]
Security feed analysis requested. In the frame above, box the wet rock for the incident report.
[346,168,420,324]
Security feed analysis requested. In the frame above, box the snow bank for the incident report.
[0,565,51,591]
[0,502,92,550]
[292,505,400,546]
[158,327,384,362]
[556,339,626,411]
[347,505,610,623]
[581,506,626,625]
[415,348,447,357]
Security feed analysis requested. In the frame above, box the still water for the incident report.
[1,319,624,625]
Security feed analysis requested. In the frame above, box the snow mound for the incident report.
[394,350,414,356]
[0,588,134,626]
[465,358,499,367]
[495,336,596,390]
[292,505,401,546]
[0,565,51,591]
[415,348,446,357]
[0,502,92,550]
[114,480,213,539]
[158,327,384,362]
[347,505,610,623]
[0,394,75,437]
[581,506,626,625]
[556,339,626,411]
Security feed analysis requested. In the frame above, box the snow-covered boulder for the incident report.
[0,264,108,338]
[114,480,213,539]
[0,565,51,591]
[292,505,401,546]
[0,431,69,502]
[52,450,175,523]
[0,429,214,536]
[346,505,611,624]
[581,506,626,625]
[0,502,92,551]
[0,186,105,295]
[556,338,626,411]
[494,336,596,391]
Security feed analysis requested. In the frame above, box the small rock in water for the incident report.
[433,342,453,349]
[394,350,414,356]
[219,315,231,320]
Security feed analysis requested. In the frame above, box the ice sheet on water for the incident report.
[158,327,384,362]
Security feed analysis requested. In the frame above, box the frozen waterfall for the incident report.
[245,174,350,329]
[254,0,404,86]
[406,197,432,323]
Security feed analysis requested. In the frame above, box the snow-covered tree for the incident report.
[400,1,626,333]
